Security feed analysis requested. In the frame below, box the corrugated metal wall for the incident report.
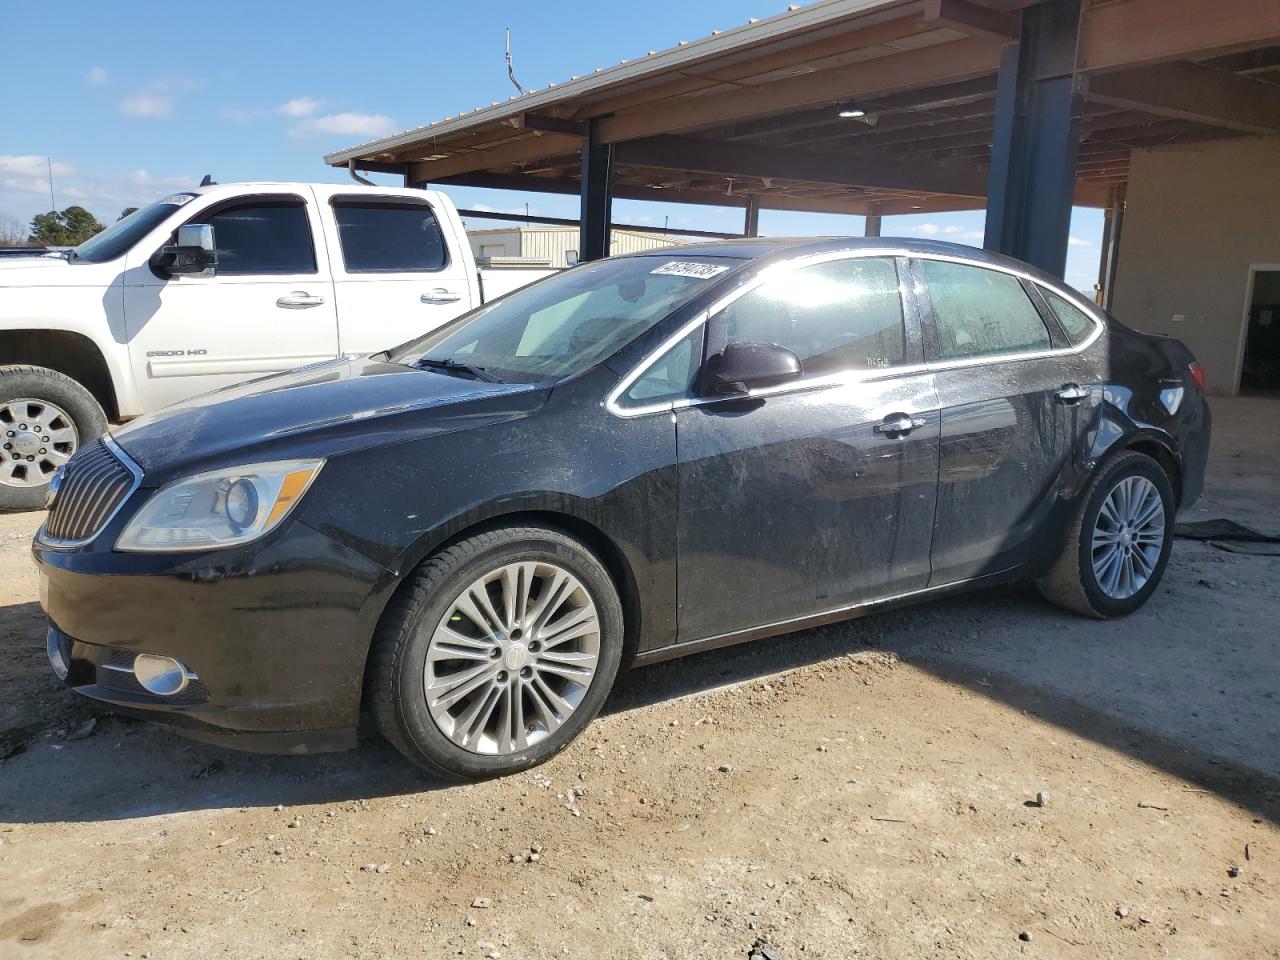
[468,227,692,268]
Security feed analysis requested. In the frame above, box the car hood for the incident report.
[113,356,551,484]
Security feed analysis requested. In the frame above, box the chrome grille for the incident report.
[43,439,140,543]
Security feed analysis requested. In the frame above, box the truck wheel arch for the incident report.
[0,329,119,421]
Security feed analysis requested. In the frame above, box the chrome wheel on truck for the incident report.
[425,560,602,755]
[0,397,79,488]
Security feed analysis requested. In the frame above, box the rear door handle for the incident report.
[1056,383,1090,404]
[874,414,926,436]
[421,289,462,304]
[276,292,326,309]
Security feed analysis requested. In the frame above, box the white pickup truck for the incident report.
[0,181,555,509]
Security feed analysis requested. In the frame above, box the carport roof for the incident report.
[326,0,1280,216]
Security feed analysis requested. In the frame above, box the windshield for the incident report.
[388,255,740,383]
[71,193,197,263]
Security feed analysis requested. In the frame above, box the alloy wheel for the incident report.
[424,560,602,755]
[1091,474,1165,600]
[0,398,78,488]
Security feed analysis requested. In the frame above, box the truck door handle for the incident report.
[421,289,462,304]
[874,414,925,436]
[1056,383,1090,404]
[276,292,326,309]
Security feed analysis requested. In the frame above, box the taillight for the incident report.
[1188,362,1206,391]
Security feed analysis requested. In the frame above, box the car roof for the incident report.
[623,236,1082,297]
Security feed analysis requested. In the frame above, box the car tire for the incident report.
[1037,450,1176,619]
[367,524,625,781]
[0,365,107,513]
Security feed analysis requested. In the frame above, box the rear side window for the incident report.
[714,257,906,374]
[1040,286,1098,345]
[203,201,316,275]
[921,260,1051,360]
[333,202,447,272]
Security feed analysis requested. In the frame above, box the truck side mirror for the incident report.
[158,223,217,277]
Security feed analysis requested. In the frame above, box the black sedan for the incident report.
[33,238,1210,780]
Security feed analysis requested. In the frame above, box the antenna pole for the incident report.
[506,28,527,95]
[47,157,56,212]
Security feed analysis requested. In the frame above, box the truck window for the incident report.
[202,201,316,275]
[331,200,448,272]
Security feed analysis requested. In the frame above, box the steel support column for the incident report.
[1099,192,1125,311]
[578,118,614,262]
[744,197,760,238]
[983,0,1083,277]
[864,212,882,237]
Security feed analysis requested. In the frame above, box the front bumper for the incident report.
[34,519,396,754]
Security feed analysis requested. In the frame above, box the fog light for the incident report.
[133,654,193,696]
[47,629,68,680]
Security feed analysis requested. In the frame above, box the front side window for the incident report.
[202,200,316,275]
[388,255,740,384]
[921,259,1051,360]
[1040,286,1098,346]
[624,326,704,405]
[712,257,907,375]
[333,201,447,272]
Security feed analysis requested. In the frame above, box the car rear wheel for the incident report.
[1037,450,1175,618]
[367,525,624,780]
[0,365,107,513]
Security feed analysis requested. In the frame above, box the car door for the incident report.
[674,254,941,643]
[327,194,474,354]
[913,256,1099,585]
[123,192,339,410]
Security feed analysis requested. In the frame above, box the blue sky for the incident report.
[0,0,1102,292]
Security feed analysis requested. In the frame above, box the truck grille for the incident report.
[43,439,140,543]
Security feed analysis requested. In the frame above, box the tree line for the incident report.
[0,207,139,247]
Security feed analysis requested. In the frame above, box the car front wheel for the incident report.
[367,525,625,780]
[1037,450,1176,618]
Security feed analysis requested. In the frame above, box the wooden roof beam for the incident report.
[614,133,989,198]
[923,0,1020,43]
[1079,0,1280,72]
[409,132,581,181]
[596,36,1002,143]
[1087,60,1280,135]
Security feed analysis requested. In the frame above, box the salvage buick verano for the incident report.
[34,239,1210,780]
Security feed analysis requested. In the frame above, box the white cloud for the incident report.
[0,155,75,178]
[1068,235,1091,247]
[120,94,174,118]
[291,112,396,139]
[86,67,109,86]
[278,97,323,118]
[913,223,941,236]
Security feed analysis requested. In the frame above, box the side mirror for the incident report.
[158,223,217,277]
[708,340,802,395]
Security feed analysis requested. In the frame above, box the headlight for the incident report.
[115,459,324,553]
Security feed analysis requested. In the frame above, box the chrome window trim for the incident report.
[604,246,1106,420]
[35,433,144,549]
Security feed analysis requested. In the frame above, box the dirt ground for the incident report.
[1,397,1277,960]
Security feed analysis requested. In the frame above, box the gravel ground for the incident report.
[0,397,1277,959]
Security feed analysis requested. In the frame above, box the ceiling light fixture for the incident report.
[837,102,867,119]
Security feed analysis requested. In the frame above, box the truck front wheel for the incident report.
[0,365,107,513]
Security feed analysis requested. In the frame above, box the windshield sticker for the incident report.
[159,193,196,206]
[651,261,729,280]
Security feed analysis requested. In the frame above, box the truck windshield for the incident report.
[71,193,197,263]
[388,255,741,384]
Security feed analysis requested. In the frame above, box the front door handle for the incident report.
[1056,383,1090,404]
[276,292,326,309]
[874,413,926,436]
[421,289,462,304]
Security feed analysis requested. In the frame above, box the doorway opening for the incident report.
[1241,267,1280,396]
